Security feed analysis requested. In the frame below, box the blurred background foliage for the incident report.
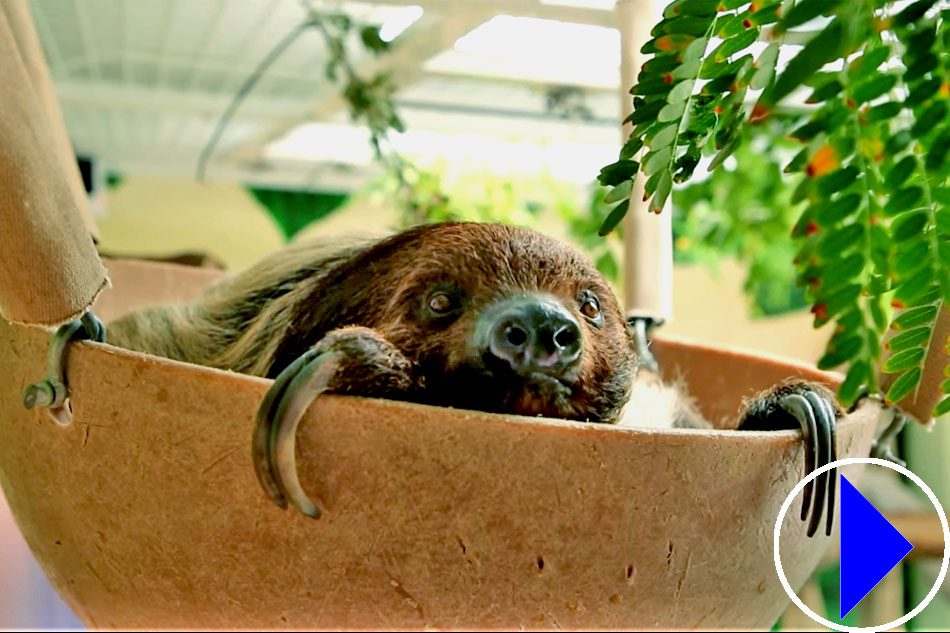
[672,115,808,317]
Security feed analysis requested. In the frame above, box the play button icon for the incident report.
[774,457,950,632]
[839,474,914,618]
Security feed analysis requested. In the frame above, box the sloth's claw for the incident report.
[780,390,837,537]
[739,383,839,538]
[252,349,343,518]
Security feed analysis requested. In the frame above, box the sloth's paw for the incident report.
[252,327,419,518]
[738,381,840,538]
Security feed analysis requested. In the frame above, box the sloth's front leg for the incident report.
[252,327,422,518]
[737,381,840,538]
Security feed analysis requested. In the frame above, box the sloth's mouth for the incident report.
[421,356,578,418]
[521,371,572,395]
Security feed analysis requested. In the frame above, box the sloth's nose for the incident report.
[484,297,582,374]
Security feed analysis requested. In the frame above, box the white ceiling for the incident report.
[29,0,632,192]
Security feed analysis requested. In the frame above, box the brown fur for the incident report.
[108,223,706,426]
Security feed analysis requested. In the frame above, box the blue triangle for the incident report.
[839,474,914,619]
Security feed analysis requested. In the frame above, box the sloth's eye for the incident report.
[427,291,456,315]
[579,292,601,321]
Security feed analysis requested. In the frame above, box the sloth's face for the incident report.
[374,224,637,423]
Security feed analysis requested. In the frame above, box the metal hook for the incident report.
[627,315,664,375]
[847,386,907,467]
[22,311,106,426]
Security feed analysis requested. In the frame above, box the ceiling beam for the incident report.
[221,7,494,168]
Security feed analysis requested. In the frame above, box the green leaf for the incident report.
[645,146,673,174]
[871,294,889,330]
[892,211,928,242]
[604,180,633,204]
[701,55,752,81]
[838,361,869,406]
[778,0,842,30]
[894,266,936,303]
[629,99,665,125]
[882,347,926,373]
[888,326,931,352]
[865,102,902,123]
[598,200,630,236]
[652,15,717,37]
[869,273,890,296]
[790,118,827,142]
[817,167,860,198]
[817,223,863,258]
[658,100,687,122]
[934,397,950,417]
[746,3,782,26]
[750,42,780,90]
[644,170,662,197]
[708,134,741,170]
[806,79,843,104]
[785,147,810,173]
[715,14,743,38]
[886,366,922,404]
[816,193,862,225]
[633,78,675,96]
[885,129,912,155]
[820,252,865,288]
[650,170,673,213]
[819,334,863,369]
[664,0,720,18]
[620,137,643,160]
[359,26,390,53]
[848,46,890,79]
[906,77,941,107]
[598,160,640,186]
[681,36,709,66]
[912,100,948,138]
[709,28,758,63]
[935,208,950,234]
[892,304,938,329]
[651,123,678,149]
[668,79,695,103]
[644,33,698,55]
[767,18,845,105]
[819,283,863,322]
[852,73,898,105]
[894,0,939,27]
[906,27,937,59]
[893,241,932,276]
[643,55,681,74]
[883,186,924,216]
[885,156,916,190]
[935,188,950,205]
[926,129,950,173]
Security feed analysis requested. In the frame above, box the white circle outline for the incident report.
[773,457,950,632]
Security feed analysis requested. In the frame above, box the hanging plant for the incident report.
[599,0,950,416]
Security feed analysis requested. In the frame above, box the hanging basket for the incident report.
[0,258,881,630]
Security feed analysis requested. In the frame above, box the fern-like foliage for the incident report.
[600,0,950,416]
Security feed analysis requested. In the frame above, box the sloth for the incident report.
[106,222,838,535]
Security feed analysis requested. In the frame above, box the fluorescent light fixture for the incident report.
[379,4,423,42]
[454,15,620,67]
